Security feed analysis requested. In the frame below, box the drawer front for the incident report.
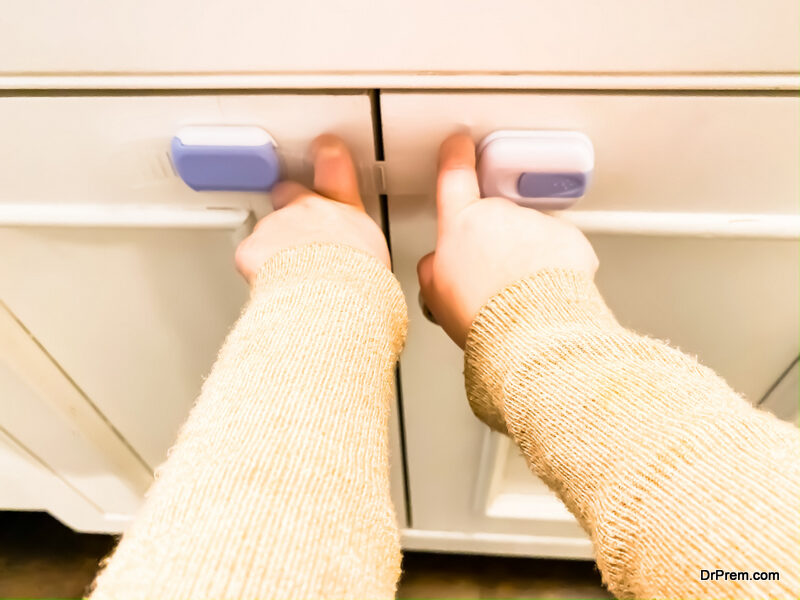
[383,92,799,551]
[0,93,406,530]
[0,95,380,218]
[383,93,800,214]
[1,1,797,74]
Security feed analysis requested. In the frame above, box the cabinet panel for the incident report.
[0,93,407,530]
[383,92,799,555]
[0,429,121,532]
[0,301,150,523]
[0,227,248,469]
[0,1,797,74]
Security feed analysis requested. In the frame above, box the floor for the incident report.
[0,511,611,599]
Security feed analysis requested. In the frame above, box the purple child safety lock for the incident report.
[171,126,280,192]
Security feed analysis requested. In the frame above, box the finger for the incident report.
[270,180,312,211]
[437,133,480,230]
[234,234,257,283]
[311,134,363,209]
[416,252,465,347]
[417,252,436,303]
[416,252,442,325]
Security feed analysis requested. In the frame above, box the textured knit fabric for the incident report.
[90,246,799,600]
[465,269,800,600]
[90,244,408,600]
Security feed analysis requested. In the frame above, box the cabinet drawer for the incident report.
[383,92,799,557]
[0,94,380,219]
[383,93,799,214]
[0,93,406,531]
[1,1,797,75]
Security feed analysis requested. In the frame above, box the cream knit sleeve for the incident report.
[465,270,800,600]
[89,244,408,600]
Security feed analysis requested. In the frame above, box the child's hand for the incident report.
[417,133,598,347]
[235,134,389,283]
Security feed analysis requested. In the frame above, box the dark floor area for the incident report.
[398,551,611,599]
[0,511,610,599]
[0,511,116,598]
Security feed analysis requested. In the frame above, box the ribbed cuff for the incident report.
[252,243,408,354]
[464,269,620,432]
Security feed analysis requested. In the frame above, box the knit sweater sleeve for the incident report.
[464,269,800,600]
[89,244,408,600]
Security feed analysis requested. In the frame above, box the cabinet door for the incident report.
[383,92,799,557]
[0,93,407,531]
[0,300,151,532]
[0,428,121,532]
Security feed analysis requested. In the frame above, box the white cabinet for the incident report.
[383,92,800,557]
[0,89,797,553]
[0,1,798,556]
[0,93,408,531]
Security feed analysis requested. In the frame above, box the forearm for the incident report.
[465,270,800,599]
[90,244,408,600]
